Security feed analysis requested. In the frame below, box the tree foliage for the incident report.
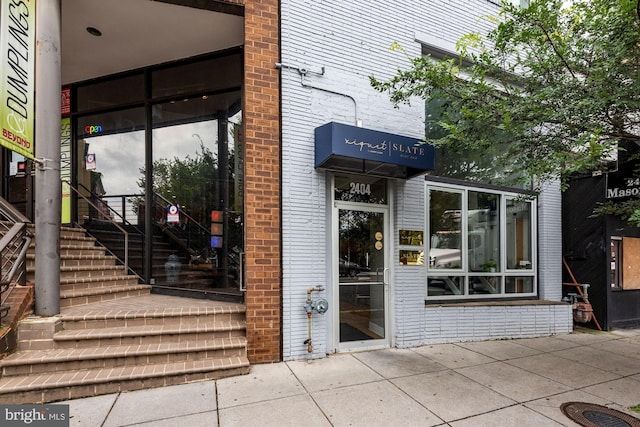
[137,143,218,223]
[371,0,640,193]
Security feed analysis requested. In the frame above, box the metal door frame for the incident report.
[332,200,391,353]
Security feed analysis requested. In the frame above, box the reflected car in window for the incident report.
[339,258,370,277]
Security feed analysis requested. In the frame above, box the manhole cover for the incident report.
[561,402,640,427]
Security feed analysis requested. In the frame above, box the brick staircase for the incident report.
[0,226,249,404]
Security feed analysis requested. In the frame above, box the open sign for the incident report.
[85,125,102,134]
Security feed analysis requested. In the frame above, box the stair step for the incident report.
[5,218,249,405]
[25,244,104,259]
[60,274,138,284]
[83,238,143,249]
[58,245,104,256]
[52,320,245,348]
[84,231,163,244]
[0,356,250,404]
[28,254,121,268]
[60,283,150,298]
[27,265,128,282]
[1,337,247,375]
[60,284,151,308]
[27,224,92,240]
[28,236,98,249]
[60,300,245,330]
[60,276,140,292]
[27,253,117,261]
[151,286,245,303]
[59,265,128,280]
[26,246,108,258]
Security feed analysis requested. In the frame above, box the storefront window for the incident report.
[425,93,529,190]
[75,108,146,224]
[468,191,500,272]
[76,74,144,112]
[506,276,533,293]
[151,92,243,289]
[428,276,464,297]
[426,183,536,300]
[70,50,244,293]
[469,276,502,294]
[506,198,532,270]
[152,53,242,98]
[428,189,462,269]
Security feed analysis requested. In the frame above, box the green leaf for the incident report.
[371,0,640,221]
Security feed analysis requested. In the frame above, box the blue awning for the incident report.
[314,122,435,179]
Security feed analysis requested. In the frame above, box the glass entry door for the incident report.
[336,206,389,350]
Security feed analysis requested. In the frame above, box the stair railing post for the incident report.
[124,233,129,275]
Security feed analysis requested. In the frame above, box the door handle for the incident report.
[383,267,390,286]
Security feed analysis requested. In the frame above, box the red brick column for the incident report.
[236,0,281,363]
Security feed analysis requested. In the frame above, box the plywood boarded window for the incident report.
[623,237,640,290]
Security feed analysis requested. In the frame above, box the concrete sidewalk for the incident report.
[62,328,640,426]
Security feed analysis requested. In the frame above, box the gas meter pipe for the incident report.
[304,286,325,358]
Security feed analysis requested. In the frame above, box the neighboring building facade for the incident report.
[563,142,640,330]
[280,0,572,360]
[1,0,575,368]
[1,0,282,363]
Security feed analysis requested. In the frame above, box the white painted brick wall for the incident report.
[538,179,563,301]
[420,304,572,345]
[281,0,571,360]
[392,178,428,349]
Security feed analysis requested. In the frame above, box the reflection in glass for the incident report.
[427,276,464,296]
[76,108,146,224]
[338,209,385,343]
[76,73,144,112]
[151,94,243,290]
[399,250,422,266]
[428,190,462,269]
[468,191,500,272]
[339,284,385,342]
[71,53,244,297]
[399,230,423,246]
[469,276,501,294]
[152,52,242,99]
[338,210,383,284]
[426,185,537,299]
[425,94,529,189]
[506,198,532,269]
[505,277,533,293]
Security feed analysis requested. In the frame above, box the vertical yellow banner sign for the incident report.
[0,0,36,159]
[60,117,71,223]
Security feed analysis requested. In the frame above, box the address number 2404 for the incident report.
[350,182,371,195]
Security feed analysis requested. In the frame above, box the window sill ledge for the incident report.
[425,299,569,308]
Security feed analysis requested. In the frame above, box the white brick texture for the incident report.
[281,0,571,360]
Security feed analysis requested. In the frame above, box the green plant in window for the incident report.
[479,259,497,272]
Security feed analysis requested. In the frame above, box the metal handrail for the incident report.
[0,197,32,312]
[74,182,144,235]
[153,191,214,262]
[0,197,29,224]
[154,192,245,291]
[5,233,31,282]
[153,192,211,237]
[64,181,129,274]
